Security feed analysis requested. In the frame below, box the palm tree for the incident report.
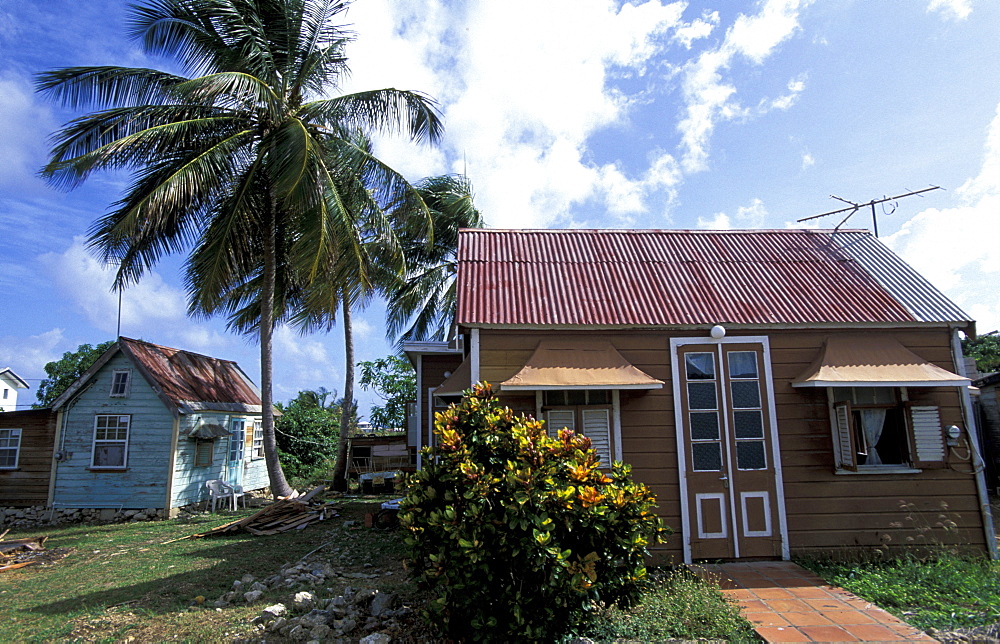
[386,174,484,345]
[36,0,441,497]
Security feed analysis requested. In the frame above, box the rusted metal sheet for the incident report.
[120,338,262,407]
[456,229,971,328]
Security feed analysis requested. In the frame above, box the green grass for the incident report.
[571,567,760,642]
[800,554,1000,631]
[0,499,409,642]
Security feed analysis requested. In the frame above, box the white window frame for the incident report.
[252,420,264,459]
[109,369,132,398]
[0,428,21,469]
[229,418,246,462]
[92,415,131,469]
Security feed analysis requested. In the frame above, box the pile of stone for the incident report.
[210,560,410,642]
[0,506,164,529]
[927,623,1000,643]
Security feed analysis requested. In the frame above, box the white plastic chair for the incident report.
[205,479,245,512]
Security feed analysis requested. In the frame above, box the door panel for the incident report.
[676,341,783,560]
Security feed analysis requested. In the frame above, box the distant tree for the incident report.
[274,388,341,481]
[358,356,416,430]
[963,330,1000,374]
[34,341,114,408]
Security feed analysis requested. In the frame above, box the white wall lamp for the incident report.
[710,325,726,339]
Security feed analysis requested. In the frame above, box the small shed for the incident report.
[48,337,273,515]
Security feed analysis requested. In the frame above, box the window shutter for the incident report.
[908,405,946,469]
[545,410,575,437]
[833,401,857,472]
[582,409,613,467]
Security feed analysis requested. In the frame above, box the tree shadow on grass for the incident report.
[25,525,337,617]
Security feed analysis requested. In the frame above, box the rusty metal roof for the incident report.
[456,229,972,328]
[119,337,263,411]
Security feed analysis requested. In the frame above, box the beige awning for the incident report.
[501,340,663,390]
[433,357,472,396]
[791,335,970,388]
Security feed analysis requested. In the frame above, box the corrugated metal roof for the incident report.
[120,337,262,409]
[456,229,973,328]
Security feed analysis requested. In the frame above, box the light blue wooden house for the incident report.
[49,337,272,515]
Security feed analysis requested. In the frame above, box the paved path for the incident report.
[691,561,936,643]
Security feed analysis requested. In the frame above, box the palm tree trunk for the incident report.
[261,200,293,498]
[332,297,354,491]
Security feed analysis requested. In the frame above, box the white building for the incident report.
[0,368,29,412]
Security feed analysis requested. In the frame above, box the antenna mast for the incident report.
[797,186,942,237]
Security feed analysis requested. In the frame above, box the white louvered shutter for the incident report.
[832,401,857,472]
[581,409,612,467]
[545,410,576,438]
[909,406,946,469]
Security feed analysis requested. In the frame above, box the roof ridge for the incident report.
[119,336,237,364]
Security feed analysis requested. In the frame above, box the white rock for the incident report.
[261,603,287,619]
[293,590,317,610]
[360,634,392,644]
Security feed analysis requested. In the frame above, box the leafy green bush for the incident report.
[400,383,667,641]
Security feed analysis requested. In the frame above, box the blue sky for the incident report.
[2,0,999,413]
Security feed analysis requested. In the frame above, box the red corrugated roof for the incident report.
[119,337,262,408]
[456,229,925,327]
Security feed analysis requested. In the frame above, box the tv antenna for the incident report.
[797,186,942,237]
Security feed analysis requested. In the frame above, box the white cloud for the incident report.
[0,328,65,381]
[273,325,340,398]
[801,152,815,168]
[927,0,972,20]
[884,102,1000,333]
[698,197,768,230]
[342,0,689,228]
[38,236,187,335]
[677,0,812,172]
[0,75,57,193]
[673,10,720,49]
[767,73,807,111]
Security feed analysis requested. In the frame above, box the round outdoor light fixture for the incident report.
[710,325,726,339]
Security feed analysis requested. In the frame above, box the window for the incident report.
[92,415,130,468]
[0,428,21,468]
[252,421,264,459]
[831,387,944,471]
[110,370,131,398]
[2,388,8,399]
[229,418,246,462]
[194,440,214,467]
[543,390,613,466]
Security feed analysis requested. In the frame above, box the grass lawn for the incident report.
[0,498,411,642]
[2,497,756,642]
[800,554,1000,632]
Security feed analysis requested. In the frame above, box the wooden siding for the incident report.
[0,409,57,507]
[170,413,268,508]
[476,327,987,562]
[419,354,464,450]
[51,352,175,509]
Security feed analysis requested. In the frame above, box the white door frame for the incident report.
[670,335,789,563]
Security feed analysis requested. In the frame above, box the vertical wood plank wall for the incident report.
[0,409,57,507]
[474,327,986,562]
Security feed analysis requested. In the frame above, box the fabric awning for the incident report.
[791,335,970,388]
[434,357,472,396]
[501,340,663,390]
[188,422,231,440]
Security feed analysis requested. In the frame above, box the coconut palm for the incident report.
[386,174,484,345]
[36,0,441,497]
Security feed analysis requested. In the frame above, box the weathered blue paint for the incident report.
[52,351,270,510]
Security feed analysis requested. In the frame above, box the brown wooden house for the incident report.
[0,409,58,507]
[405,228,996,563]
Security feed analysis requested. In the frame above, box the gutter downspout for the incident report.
[952,328,998,559]
[46,410,64,508]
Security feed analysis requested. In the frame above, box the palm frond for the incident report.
[300,88,443,143]
[34,66,186,109]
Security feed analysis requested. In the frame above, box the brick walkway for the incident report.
[691,561,936,643]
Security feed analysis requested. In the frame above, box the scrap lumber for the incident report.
[0,561,37,573]
[167,488,337,542]
[0,536,47,555]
